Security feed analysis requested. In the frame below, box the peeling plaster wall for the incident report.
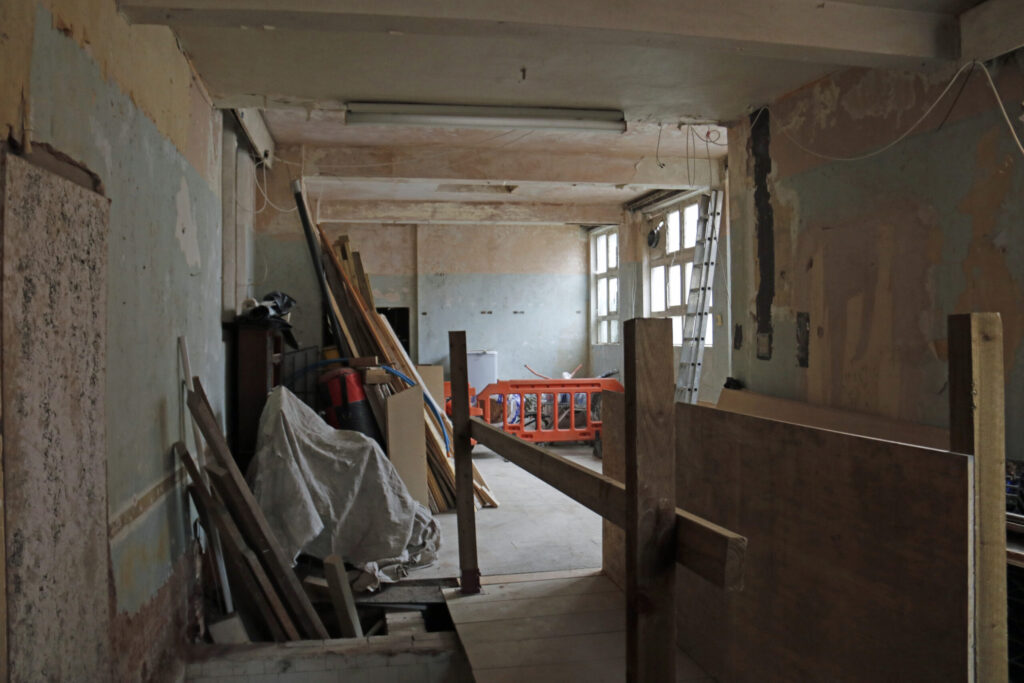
[728,54,1024,458]
[4,1,226,679]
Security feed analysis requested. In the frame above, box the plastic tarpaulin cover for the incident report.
[249,386,439,588]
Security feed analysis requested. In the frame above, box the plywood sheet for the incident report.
[445,572,712,682]
[676,404,972,682]
[444,574,625,681]
[1,154,112,681]
[715,388,949,450]
[415,364,445,408]
[386,385,429,507]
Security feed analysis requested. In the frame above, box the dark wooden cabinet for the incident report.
[228,322,282,474]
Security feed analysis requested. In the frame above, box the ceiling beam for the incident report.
[233,108,275,166]
[960,0,1024,63]
[119,0,958,66]
[316,200,622,225]
[300,146,720,189]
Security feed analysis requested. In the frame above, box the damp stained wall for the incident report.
[5,0,227,679]
[728,53,1024,458]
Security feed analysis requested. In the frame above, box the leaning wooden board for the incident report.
[187,381,329,639]
[675,404,972,682]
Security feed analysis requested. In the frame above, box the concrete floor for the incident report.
[411,443,604,579]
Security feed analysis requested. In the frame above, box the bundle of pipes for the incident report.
[292,181,497,512]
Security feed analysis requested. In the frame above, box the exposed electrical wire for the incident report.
[936,62,975,131]
[978,60,1024,159]
[655,124,666,169]
[254,162,297,213]
[704,129,713,185]
[775,60,1023,162]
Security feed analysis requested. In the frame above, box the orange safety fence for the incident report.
[474,378,625,444]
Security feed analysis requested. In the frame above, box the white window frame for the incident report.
[647,199,712,347]
[590,226,620,346]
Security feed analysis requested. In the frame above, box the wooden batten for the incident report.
[949,313,1008,683]
[449,330,481,594]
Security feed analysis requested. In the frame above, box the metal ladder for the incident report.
[675,190,724,404]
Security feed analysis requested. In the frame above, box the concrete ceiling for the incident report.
[123,0,981,122]
[122,0,982,220]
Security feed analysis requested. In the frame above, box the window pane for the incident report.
[672,316,683,345]
[666,211,680,253]
[609,277,618,313]
[651,266,666,313]
[705,316,713,347]
[597,277,608,316]
[668,265,681,307]
[610,320,619,343]
[608,233,618,269]
[684,262,693,307]
[595,234,607,274]
[683,203,698,248]
[599,320,608,344]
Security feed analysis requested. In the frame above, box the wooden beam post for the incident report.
[448,330,480,594]
[949,313,1008,683]
[624,318,676,682]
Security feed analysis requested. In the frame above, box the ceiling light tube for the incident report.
[345,103,626,133]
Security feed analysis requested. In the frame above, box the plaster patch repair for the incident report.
[176,176,201,268]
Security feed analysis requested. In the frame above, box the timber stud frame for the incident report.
[448,319,747,679]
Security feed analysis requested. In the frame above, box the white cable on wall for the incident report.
[774,60,1024,162]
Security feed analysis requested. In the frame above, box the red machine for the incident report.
[475,378,624,447]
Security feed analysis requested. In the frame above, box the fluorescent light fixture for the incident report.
[345,103,626,133]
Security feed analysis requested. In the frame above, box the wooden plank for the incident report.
[187,383,330,639]
[455,608,623,645]
[457,574,617,604]
[470,416,745,590]
[415,365,445,410]
[473,659,626,683]
[481,568,603,585]
[600,391,626,591]
[363,367,390,385]
[471,418,626,524]
[462,631,625,669]
[187,482,292,642]
[949,313,1007,683]
[449,330,480,593]
[175,443,298,641]
[208,614,250,644]
[623,318,676,683]
[351,251,376,309]
[442,574,708,683]
[178,441,291,640]
[386,386,430,507]
[324,555,363,638]
[445,591,624,624]
[676,404,973,682]
[178,338,233,614]
[385,610,427,636]
[714,387,949,450]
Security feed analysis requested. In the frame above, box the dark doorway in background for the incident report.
[378,307,411,356]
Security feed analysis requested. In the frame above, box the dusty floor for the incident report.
[411,443,604,580]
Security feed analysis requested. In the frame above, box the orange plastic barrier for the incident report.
[475,378,624,444]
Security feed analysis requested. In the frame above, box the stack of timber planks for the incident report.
[305,202,496,512]
[180,380,330,641]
